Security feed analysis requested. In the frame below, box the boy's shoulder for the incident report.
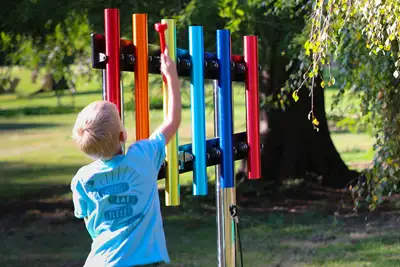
[71,160,102,185]
[127,132,165,152]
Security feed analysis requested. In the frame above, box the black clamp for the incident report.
[229,204,239,224]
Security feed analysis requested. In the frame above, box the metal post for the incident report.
[120,71,125,153]
[120,71,124,126]
[214,80,225,267]
[102,70,106,100]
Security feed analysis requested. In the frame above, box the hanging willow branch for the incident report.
[295,0,400,131]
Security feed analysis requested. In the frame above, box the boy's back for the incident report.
[71,50,180,266]
[71,132,169,266]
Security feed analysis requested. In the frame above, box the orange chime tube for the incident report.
[133,14,150,140]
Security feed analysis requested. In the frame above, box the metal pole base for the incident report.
[222,187,237,267]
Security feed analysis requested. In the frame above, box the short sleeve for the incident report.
[147,131,166,170]
[136,131,166,170]
[70,177,88,219]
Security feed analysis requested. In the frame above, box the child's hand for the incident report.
[160,48,178,82]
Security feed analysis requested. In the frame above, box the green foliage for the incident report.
[301,0,400,210]
[26,12,92,89]
[0,11,94,93]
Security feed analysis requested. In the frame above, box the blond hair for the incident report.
[72,101,123,159]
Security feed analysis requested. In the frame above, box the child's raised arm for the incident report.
[155,49,182,144]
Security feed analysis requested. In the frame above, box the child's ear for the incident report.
[120,129,127,143]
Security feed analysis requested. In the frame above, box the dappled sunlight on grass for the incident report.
[331,132,374,169]
[306,230,400,267]
[2,206,399,267]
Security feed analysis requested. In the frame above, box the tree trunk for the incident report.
[260,80,359,188]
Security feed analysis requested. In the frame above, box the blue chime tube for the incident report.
[216,30,234,189]
[189,26,207,195]
[217,29,236,267]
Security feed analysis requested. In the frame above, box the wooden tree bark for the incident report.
[260,80,359,188]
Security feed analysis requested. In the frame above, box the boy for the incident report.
[70,49,181,267]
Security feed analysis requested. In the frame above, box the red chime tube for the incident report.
[244,36,261,179]
[104,8,121,116]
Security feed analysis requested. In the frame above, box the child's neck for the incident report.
[116,145,124,155]
[99,146,124,161]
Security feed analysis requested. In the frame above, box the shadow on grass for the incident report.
[0,98,189,118]
[309,232,400,267]
[125,98,191,111]
[0,122,61,131]
[25,89,102,99]
[0,158,396,266]
[1,170,400,267]
[2,209,399,267]
[0,106,82,117]
[0,219,90,267]
[0,161,80,210]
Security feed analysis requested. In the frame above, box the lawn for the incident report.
[1,67,397,267]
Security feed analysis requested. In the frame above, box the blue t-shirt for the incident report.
[71,132,170,267]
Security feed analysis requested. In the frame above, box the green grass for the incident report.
[331,133,374,166]
[1,208,400,267]
[308,233,400,267]
[0,67,386,267]
[324,86,373,169]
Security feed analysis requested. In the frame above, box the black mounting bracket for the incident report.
[90,33,262,82]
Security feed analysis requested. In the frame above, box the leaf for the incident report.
[312,118,320,126]
[304,40,311,50]
[308,71,314,78]
[313,65,319,74]
[321,80,325,88]
[292,90,299,102]
[331,77,336,85]
[394,70,399,79]
[236,9,245,16]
